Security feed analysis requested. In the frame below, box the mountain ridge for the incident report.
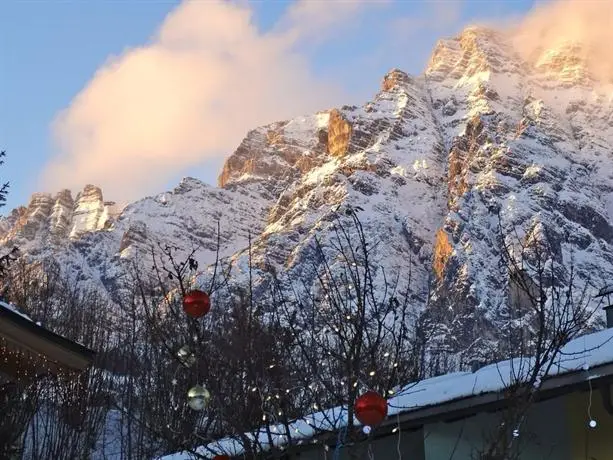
[3,25,613,353]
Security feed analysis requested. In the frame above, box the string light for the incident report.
[586,372,597,429]
[0,336,84,384]
[395,412,402,460]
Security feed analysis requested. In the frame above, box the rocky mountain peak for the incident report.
[49,189,74,237]
[217,68,423,197]
[426,25,522,82]
[531,42,593,86]
[73,184,104,208]
[171,176,204,194]
[217,112,331,198]
[70,185,109,238]
[0,184,121,245]
[381,69,412,92]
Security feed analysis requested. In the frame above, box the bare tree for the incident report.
[475,218,604,460]
[0,150,18,278]
[116,207,430,460]
[0,205,430,459]
[0,256,111,459]
[263,206,429,459]
[107,234,299,459]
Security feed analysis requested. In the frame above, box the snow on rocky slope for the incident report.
[0,179,271,293]
[3,26,613,345]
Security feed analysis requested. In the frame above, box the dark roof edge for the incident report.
[0,305,96,361]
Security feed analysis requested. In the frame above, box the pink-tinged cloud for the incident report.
[43,0,373,201]
[511,0,613,82]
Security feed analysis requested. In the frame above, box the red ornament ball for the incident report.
[354,391,388,426]
[182,290,211,318]
[213,456,230,460]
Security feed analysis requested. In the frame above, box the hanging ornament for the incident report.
[213,456,230,460]
[354,391,388,426]
[187,385,211,411]
[362,425,372,434]
[183,290,211,318]
[176,345,196,367]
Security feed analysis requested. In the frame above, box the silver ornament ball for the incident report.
[187,385,211,411]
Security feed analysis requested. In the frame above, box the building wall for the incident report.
[422,397,572,460]
[565,388,613,460]
[289,428,424,460]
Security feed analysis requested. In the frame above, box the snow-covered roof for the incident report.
[0,300,95,372]
[160,328,613,459]
[0,300,33,322]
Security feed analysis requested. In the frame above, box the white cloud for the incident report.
[43,0,374,201]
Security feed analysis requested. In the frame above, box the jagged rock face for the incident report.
[382,68,411,91]
[0,185,121,248]
[218,68,448,301]
[533,44,592,87]
[49,189,74,237]
[421,27,613,355]
[20,193,55,240]
[327,109,352,157]
[3,26,613,353]
[1,177,271,294]
[70,185,107,238]
[217,114,330,198]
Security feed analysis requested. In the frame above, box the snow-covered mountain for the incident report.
[3,26,613,339]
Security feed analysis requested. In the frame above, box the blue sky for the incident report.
[0,0,537,212]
